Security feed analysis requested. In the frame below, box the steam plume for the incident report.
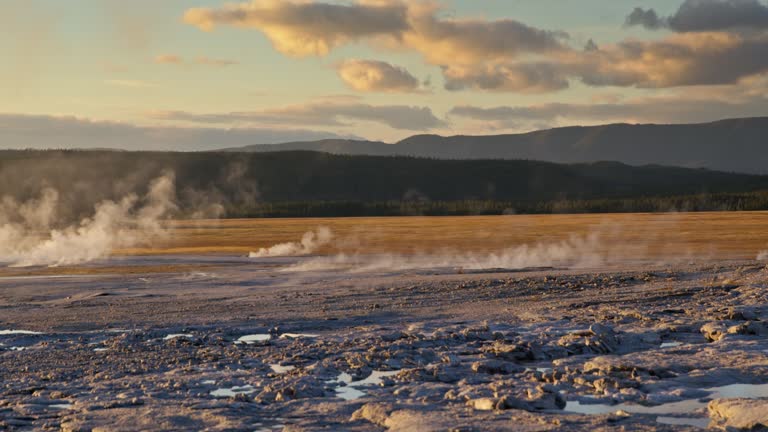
[0,173,177,267]
[285,232,606,272]
[249,227,333,258]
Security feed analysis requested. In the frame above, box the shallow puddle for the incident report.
[660,342,683,348]
[254,419,286,432]
[235,334,271,344]
[280,333,319,339]
[332,370,400,401]
[526,366,554,373]
[164,334,193,341]
[0,330,43,335]
[711,383,768,398]
[656,416,711,429]
[270,364,296,374]
[210,385,257,398]
[565,382,768,428]
[566,398,707,416]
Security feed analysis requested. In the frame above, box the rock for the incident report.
[701,323,728,342]
[441,354,461,366]
[471,360,523,375]
[589,323,614,338]
[727,321,768,337]
[708,398,768,430]
[352,403,394,426]
[557,324,619,354]
[468,398,496,411]
[726,307,758,321]
[526,386,566,410]
[482,341,536,361]
[593,378,618,393]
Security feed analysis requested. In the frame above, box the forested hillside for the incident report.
[2,150,768,218]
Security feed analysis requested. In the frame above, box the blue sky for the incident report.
[2,0,766,149]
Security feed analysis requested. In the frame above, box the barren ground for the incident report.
[1,213,768,431]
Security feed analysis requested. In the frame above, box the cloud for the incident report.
[336,59,421,93]
[154,54,184,64]
[194,56,239,67]
[182,0,768,93]
[480,31,768,90]
[154,54,238,67]
[149,101,445,131]
[182,0,570,91]
[104,79,157,88]
[442,62,570,93]
[183,0,409,56]
[182,0,567,62]
[449,81,768,129]
[402,3,568,66]
[625,7,666,30]
[0,114,351,151]
[626,0,768,32]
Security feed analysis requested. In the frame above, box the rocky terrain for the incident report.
[1,256,768,431]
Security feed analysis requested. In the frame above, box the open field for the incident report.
[126,211,768,259]
[1,212,768,431]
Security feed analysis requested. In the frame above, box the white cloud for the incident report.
[149,100,445,131]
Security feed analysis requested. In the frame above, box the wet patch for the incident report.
[656,416,710,429]
[270,364,296,374]
[0,330,43,335]
[660,342,683,348]
[163,333,193,341]
[565,382,768,428]
[331,371,400,401]
[210,385,257,398]
[234,334,271,345]
[565,398,707,416]
[280,333,319,339]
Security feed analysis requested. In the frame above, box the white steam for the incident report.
[284,232,607,273]
[249,227,333,258]
[0,174,177,267]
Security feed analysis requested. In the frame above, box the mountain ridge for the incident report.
[222,117,768,174]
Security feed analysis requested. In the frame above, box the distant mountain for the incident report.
[222,117,768,174]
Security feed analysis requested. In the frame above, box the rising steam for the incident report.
[252,221,686,273]
[284,232,606,273]
[249,227,333,258]
[0,174,177,267]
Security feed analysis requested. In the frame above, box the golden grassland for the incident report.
[3,212,766,278]
[120,211,768,260]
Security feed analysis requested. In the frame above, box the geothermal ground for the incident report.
[1,214,768,431]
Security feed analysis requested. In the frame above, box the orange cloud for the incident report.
[182,0,768,93]
[154,54,183,64]
[183,0,408,57]
[336,59,421,93]
[153,54,239,67]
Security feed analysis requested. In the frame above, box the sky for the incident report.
[2,0,767,150]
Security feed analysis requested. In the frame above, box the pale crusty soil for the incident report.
[1,254,767,431]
